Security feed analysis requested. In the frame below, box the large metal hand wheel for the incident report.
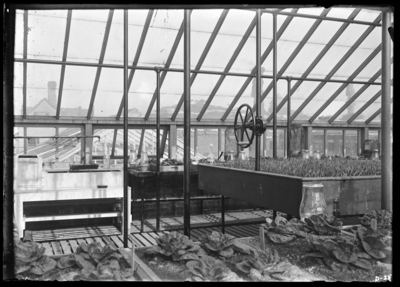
[234,104,255,149]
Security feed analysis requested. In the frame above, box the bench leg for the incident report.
[14,195,25,240]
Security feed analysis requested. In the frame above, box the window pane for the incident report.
[326,130,343,156]
[312,129,324,155]
[344,130,358,157]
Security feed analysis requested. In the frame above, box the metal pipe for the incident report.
[183,9,191,237]
[221,195,225,234]
[155,68,161,232]
[287,77,291,158]
[255,9,262,171]
[272,12,277,158]
[13,58,384,86]
[123,9,129,248]
[381,11,392,212]
[23,10,27,119]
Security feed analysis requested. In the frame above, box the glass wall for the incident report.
[326,130,343,156]
[312,129,324,155]
[344,130,358,157]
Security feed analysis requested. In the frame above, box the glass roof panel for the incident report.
[201,9,254,73]
[200,75,249,120]
[353,102,381,122]
[296,82,344,120]
[67,10,109,63]
[307,24,369,79]
[190,9,223,69]
[26,63,61,117]
[334,84,382,122]
[59,65,97,116]
[14,62,23,115]
[121,69,155,118]
[354,51,381,82]
[92,68,123,117]
[26,10,68,61]
[147,71,183,118]
[137,10,183,68]
[14,11,24,58]
[102,10,123,65]
[325,7,355,19]
[353,9,381,22]
[229,29,256,74]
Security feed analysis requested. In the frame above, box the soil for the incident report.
[136,235,392,282]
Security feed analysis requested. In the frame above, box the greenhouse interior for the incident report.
[4,4,393,282]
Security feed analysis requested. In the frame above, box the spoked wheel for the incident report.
[234,104,255,149]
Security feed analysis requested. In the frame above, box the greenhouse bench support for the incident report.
[221,195,225,234]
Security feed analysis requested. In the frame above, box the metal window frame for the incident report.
[221,8,300,122]
[347,90,383,124]
[22,10,28,119]
[256,8,331,111]
[171,9,229,121]
[328,67,386,124]
[365,97,392,124]
[289,14,382,123]
[116,10,154,120]
[87,10,114,119]
[266,8,361,122]
[196,13,257,121]
[144,10,192,121]
[56,10,72,119]
[309,44,383,123]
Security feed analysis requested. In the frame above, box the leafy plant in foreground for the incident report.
[184,255,232,281]
[153,231,203,261]
[360,210,392,237]
[199,231,236,258]
[262,216,310,243]
[303,214,342,236]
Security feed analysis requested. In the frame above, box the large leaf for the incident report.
[218,247,234,258]
[29,256,57,275]
[57,254,76,269]
[332,249,357,263]
[74,253,96,269]
[266,232,296,244]
[323,257,348,272]
[15,263,31,275]
[350,259,373,270]
[152,245,173,256]
[235,261,253,274]
[14,241,46,264]
[173,252,199,261]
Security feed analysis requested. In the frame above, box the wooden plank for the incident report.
[85,237,95,244]
[230,225,256,237]
[141,233,157,245]
[42,242,54,256]
[31,225,119,236]
[59,240,72,255]
[127,234,142,248]
[32,227,120,238]
[110,235,124,248]
[68,239,80,253]
[147,232,160,241]
[50,241,63,256]
[225,226,249,238]
[102,236,117,248]
[134,234,153,247]
[131,234,148,248]
[93,237,106,248]
[117,235,133,248]
[76,238,87,247]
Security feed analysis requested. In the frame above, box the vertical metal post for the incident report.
[381,10,392,211]
[55,127,59,158]
[194,128,198,153]
[217,128,222,158]
[324,130,328,156]
[169,125,177,159]
[357,129,361,156]
[23,127,28,154]
[272,12,278,158]
[155,68,161,232]
[4,5,16,279]
[123,9,129,248]
[255,9,262,171]
[342,130,346,157]
[183,9,191,237]
[287,77,291,157]
[378,129,381,155]
[221,195,225,234]
[283,129,286,157]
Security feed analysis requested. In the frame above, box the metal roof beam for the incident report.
[365,97,393,124]
[267,8,361,122]
[111,128,118,156]
[221,8,299,122]
[144,10,192,121]
[289,14,381,123]
[328,60,392,124]
[171,9,229,121]
[263,10,381,26]
[196,14,258,122]
[309,44,384,123]
[87,10,113,119]
[256,8,331,112]
[347,90,381,124]
[23,10,28,119]
[116,10,154,120]
[56,10,72,119]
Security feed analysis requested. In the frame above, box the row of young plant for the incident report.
[213,157,381,177]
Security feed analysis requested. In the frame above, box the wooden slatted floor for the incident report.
[33,224,261,256]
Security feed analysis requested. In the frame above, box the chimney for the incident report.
[47,81,57,108]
